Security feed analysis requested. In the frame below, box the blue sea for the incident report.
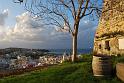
[48,49,93,55]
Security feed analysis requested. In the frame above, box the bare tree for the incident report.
[15,0,103,62]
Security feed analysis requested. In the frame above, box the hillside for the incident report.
[0,55,121,83]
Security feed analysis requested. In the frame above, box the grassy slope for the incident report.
[0,55,122,83]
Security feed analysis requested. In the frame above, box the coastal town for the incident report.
[0,48,71,70]
[1,0,124,83]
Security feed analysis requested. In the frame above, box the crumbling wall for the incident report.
[94,0,124,55]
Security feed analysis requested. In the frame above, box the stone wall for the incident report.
[94,0,124,55]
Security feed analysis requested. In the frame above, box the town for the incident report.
[0,48,71,70]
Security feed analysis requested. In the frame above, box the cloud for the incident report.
[0,10,96,49]
[0,9,8,26]
[0,9,9,42]
[77,20,96,49]
[1,12,45,42]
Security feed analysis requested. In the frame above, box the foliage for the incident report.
[97,31,124,39]
[0,54,121,83]
[110,55,124,69]
[80,54,93,62]
[116,56,124,63]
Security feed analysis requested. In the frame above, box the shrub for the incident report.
[117,56,124,63]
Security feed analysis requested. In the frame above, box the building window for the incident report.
[99,44,102,49]
[105,41,110,51]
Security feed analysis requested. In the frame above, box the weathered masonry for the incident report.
[94,0,124,55]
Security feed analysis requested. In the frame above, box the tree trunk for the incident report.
[71,19,79,62]
[72,34,78,62]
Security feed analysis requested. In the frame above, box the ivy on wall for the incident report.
[96,31,124,39]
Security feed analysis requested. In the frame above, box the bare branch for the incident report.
[80,0,90,18]
[70,0,76,20]
[77,0,83,19]
[14,0,103,62]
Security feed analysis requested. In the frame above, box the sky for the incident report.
[0,0,98,49]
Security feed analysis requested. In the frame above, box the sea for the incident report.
[48,49,93,55]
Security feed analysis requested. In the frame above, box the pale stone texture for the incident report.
[94,0,124,55]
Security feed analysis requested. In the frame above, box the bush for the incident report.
[117,56,124,63]
[80,54,92,62]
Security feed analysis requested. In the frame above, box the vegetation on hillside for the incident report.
[0,54,122,83]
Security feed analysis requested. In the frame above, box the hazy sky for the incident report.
[0,0,98,49]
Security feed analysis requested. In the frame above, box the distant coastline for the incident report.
[48,49,93,55]
[0,47,93,55]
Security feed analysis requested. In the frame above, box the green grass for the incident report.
[0,54,122,83]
